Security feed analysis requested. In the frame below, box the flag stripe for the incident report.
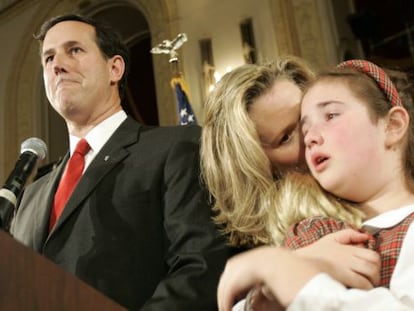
[171,76,197,125]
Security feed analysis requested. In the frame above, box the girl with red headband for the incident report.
[217,60,414,310]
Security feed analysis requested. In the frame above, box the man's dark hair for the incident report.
[35,14,130,98]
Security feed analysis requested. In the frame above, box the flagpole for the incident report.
[150,33,197,125]
[170,57,180,77]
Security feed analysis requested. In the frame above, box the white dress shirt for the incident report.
[68,110,127,172]
[289,204,414,311]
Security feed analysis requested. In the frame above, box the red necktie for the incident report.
[49,139,90,231]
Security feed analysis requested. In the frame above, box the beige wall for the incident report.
[175,0,345,123]
[176,0,279,123]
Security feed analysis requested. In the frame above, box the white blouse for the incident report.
[289,204,414,311]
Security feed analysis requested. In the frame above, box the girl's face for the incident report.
[300,80,388,202]
[249,79,304,170]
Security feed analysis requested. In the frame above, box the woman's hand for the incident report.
[217,230,381,311]
[217,246,320,311]
[295,229,381,289]
[217,247,270,311]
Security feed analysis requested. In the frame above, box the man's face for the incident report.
[41,21,116,123]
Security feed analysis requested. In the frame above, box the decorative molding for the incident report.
[0,0,37,24]
[268,0,301,57]
[0,0,19,13]
[292,0,327,69]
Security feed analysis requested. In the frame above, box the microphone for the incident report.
[0,137,47,231]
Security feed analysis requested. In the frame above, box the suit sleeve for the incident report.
[141,129,231,311]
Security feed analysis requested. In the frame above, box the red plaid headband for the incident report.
[337,59,402,107]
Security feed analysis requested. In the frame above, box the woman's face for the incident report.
[249,79,304,170]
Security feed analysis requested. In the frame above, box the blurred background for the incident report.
[0,0,413,182]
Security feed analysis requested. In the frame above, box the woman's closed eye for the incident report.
[261,129,296,149]
[279,124,300,146]
[279,132,293,145]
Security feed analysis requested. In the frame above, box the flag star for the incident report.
[188,115,194,122]
[180,108,188,117]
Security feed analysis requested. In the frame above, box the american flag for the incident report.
[171,76,197,125]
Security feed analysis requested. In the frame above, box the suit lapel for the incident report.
[31,156,67,249]
[48,118,141,236]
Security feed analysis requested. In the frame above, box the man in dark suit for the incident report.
[10,14,230,310]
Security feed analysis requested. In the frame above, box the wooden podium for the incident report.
[0,230,126,310]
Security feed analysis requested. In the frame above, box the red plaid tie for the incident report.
[49,139,90,231]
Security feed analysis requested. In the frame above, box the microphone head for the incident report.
[20,137,48,160]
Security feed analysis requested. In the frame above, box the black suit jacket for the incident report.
[11,117,230,310]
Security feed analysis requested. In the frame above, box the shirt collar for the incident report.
[363,204,414,229]
[69,110,127,156]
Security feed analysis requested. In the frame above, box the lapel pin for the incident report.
[104,155,110,161]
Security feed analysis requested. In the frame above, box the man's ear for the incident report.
[385,106,410,147]
[109,55,125,84]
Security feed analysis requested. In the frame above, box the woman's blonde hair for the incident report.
[201,56,315,247]
[268,171,364,245]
